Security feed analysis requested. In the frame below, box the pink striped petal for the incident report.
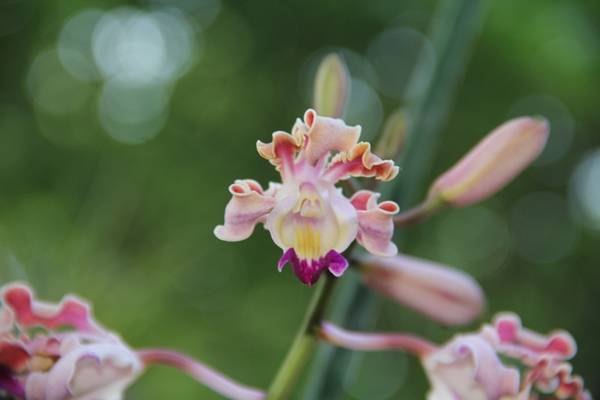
[324,142,399,183]
[301,109,361,165]
[359,254,485,325]
[429,117,549,207]
[351,190,399,256]
[2,284,101,334]
[492,312,576,362]
[214,180,277,242]
[256,130,304,180]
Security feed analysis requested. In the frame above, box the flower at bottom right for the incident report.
[320,313,591,400]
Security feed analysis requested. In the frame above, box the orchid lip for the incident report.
[0,366,25,398]
[278,248,348,285]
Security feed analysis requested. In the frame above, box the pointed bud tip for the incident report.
[429,116,550,207]
[313,53,350,118]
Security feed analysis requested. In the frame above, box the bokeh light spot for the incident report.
[367,27,435,100]
[27,49,93,116]
[98,81,170,144]
[507,95,574,166]
[92,7,197,87]
[570,150,600,232]
[511,192,578,263]
[58,9,104,82]
[431,206,512,278]
[345,79,383,141]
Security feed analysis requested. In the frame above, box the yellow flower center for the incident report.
[294,222,322,261]
[29,355,56,372]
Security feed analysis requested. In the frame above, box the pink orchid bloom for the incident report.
[215,109,400,285]
[0,283,142,400]
[0,283,265,400]
[320,313,591,400]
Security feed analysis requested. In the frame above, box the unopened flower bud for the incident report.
[313,53,350,118]
[359,253,484,325]
[429,117,549,207]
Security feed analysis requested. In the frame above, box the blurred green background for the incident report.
[0,0,599,398]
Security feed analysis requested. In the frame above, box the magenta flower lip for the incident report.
[278,248,348,286]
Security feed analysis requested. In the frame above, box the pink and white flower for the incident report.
[215,109,400,285]
[320,313,591,400]
[0,283,142,400]
[0,283,265,400]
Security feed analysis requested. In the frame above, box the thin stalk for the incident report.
[266,274,336,399]
[138,349,265,400]
[394,194,446,226]
[319,322,436,357]
[303,0,489,398]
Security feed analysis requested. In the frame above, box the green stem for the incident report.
[266,275,336,400]
[303,0,489,398]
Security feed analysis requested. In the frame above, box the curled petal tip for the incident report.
[351,190,399,257]
[429,116,549,207]
[214,180,276,242]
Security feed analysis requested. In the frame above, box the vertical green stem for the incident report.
[266,275,336,399]
[303,0,489,398]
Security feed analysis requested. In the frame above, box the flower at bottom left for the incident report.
[0,282,265,400]
[0,282,142,400]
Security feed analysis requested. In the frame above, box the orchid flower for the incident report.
[0,282,265,400]
[215,109,400,285]
[320,313,591,400]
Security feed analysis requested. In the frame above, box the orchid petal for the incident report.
[214,180,277,242]
[256,130,303,180]
[359,254,485,325]
[2,284,102,334]
[324,141,399,183]
[301,109,361,165]
[493,312,576,362]
[351,190,399,256]
[0,341,30,372]
[425,334,520,400]
[26,343,143,400]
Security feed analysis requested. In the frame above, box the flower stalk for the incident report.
[139,349,265,400]
[319,322,436,357]
[266,275,336,399]
[304,0,490,397]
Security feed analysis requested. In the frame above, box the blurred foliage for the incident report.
[0,0,599,398]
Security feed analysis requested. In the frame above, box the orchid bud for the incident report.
[375,108,408,160]
[428,117,549,207]
[358,253,484,325]
[313,53,349,118]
